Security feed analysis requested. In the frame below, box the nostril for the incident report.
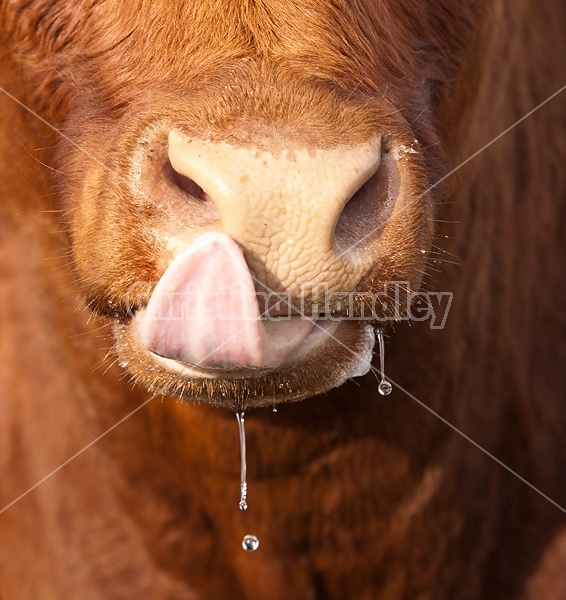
[333,150,396,255]
[166,159,212,202]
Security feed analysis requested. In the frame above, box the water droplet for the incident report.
[420,249,427,254]
[376,329,393,397]
[242,534,260,552]
[238,481,248,511]
[236,412,248,511]
[118,361,129,368]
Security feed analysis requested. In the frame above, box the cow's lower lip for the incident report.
[114,316,375,407]
[141,317,341,379]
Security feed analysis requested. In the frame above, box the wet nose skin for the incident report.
[167,131,381,296]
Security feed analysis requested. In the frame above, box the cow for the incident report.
[1,0,565,598]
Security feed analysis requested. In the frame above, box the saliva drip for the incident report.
[376,330,393,396]
[235,411,260,552]
[242,534,260,552]
[236,411,248,511]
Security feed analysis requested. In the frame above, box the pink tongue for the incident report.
[137,232,315,370]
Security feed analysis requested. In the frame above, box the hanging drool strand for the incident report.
[236,411,248,511]
[376,330,393,396]
[235,411,260,552]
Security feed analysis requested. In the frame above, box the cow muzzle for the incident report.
[134,131,387,376]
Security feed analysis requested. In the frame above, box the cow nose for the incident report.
[167,130,384,296]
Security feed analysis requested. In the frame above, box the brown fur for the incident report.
[1,0,565,598]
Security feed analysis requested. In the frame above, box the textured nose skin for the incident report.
[168,131,381,296]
